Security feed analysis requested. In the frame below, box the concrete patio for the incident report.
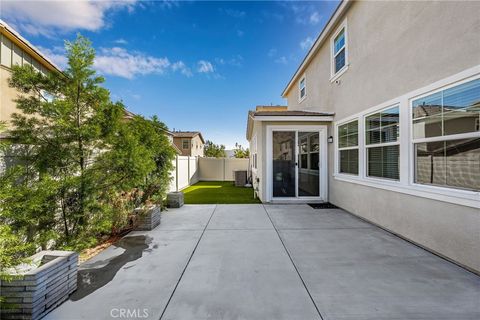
[45,204,480,320]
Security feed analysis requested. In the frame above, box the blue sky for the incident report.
[2,1,339,148]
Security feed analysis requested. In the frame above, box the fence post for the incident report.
[223,158,226,181]
[175,155,179,192]
[187,156,191,186]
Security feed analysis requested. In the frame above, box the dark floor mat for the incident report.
[308,202,338,209]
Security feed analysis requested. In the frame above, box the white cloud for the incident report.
[36,46,68,69]
[268,48,277,57]
[288,3,322,25]
[215,58,226,65]
[229,54,243,67]
[220,8,246,18]
[37,44,195,79]
[197,60,214,73]
[309,11,321,25]
[171,61,193,77]
[94,47,171,79]
[215,55,243,68]
[274,56,288,65]
[261,11,284,22]
[113,38,128,45]
[2,0,137,35]
[300,37,314,50]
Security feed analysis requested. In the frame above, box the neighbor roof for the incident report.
[281,0,352,97]
[172,131,205,144]
[0,19,62,73]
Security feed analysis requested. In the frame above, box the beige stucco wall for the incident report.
[280,1,480,273]
[250,120,332,203]
[173,135,204,157]
[286,0,480,118]
[0,67,18,125]
[250,120,263,200]
[190,135,204,157]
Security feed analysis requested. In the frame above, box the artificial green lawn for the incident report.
[182,181,261,204]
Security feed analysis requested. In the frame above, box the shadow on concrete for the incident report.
[70,235,154,301]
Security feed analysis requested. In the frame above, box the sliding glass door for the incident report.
[272,131,296,197]
[272,130,321,199]
[298,132,320,197]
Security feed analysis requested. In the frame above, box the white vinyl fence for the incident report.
[169,156,249,192]
[199,157,249,181]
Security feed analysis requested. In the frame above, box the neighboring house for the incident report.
[0,20,61,129]
[164,129,182,155]
[246,0,480,274]
[172,131,205,157]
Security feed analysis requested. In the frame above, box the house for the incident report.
[164,129,182,155]
[246,0,480,274]
[172,131,205,157]
[0,20,62,130]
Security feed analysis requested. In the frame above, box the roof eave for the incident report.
[252,115,334,122]
[281,0,352,98]
[0,19,63,74]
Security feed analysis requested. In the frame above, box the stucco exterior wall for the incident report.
[0,67,19,125]
[280,1,480,273]
[173,135,204,157]
[329,178,480,273]
[286,0,480,117]
[190,135,204,157]
[249,120,263,200]
[251,120,332,203]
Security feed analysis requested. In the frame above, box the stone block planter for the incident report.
[134,206,161,231]
[0,250,78,320]
[167,191,184,208]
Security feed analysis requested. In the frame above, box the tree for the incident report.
[2,35,176,251]
[233,143,250,158]
[6,35,117,248]
[0,123,34,278]
[204,140,226,158]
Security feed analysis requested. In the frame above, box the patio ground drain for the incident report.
[308,203,338,209]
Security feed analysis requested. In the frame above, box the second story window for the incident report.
[331,20,348,80]
[182,139,190,149]
[299,76,306,101]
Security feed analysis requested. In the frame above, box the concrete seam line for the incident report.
[262,204,325,320]
[158,204,217,320]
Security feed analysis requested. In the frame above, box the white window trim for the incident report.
[409,76,480,192]
[364,105,401,180]
[298,74,306,103]
[266,125,328,202]
[330,19,349,82]
[333,65,480,208]
[337,119,359,176]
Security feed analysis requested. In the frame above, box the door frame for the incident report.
[266,125,328,202]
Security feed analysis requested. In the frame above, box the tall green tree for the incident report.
[204,140,226,158]
[2,35,175,251]
[6,35,117,246]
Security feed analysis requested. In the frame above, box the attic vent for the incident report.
[308,203,338,209]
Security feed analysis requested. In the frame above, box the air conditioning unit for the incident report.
[234,170,247,187]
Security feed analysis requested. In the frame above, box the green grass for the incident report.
[182,181,260,204]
